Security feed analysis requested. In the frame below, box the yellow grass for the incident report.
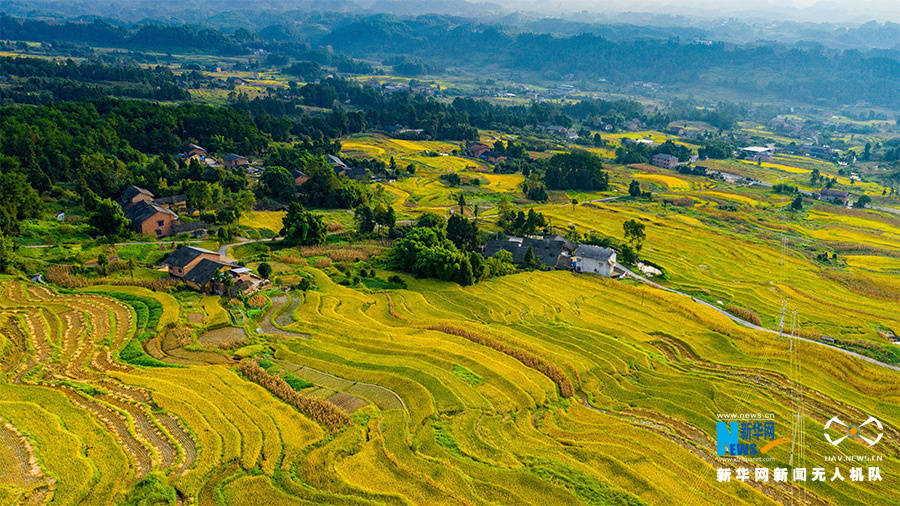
[843,255,900,272]
[239,211,285,234]
[633,173,690,190]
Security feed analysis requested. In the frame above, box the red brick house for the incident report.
[467,143,491,158]
[123,201,178,237]
[162,246,269,295]
[160,246,222,279]
[223,153,249,168]
[651,153,679,170]
[119,185,155,209]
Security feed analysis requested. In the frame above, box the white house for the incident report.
[573,245,617,277]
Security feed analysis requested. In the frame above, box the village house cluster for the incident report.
[482,234,619,277]
[119,185,205,239]
[161,245,269,295]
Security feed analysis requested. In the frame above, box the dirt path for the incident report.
[217,237,282,257]
[258,294,309,339]
[615,263,900,372]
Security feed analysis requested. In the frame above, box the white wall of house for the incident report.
[575,253,616,277]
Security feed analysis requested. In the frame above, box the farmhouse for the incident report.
[119,185,155,209]
[466,142,491,158]
[123,200,178,238]
[800,144,833,158]
[153,194,188,211]
[161,245,268,295]
[651,153,679,169]
[172,220,208,238]
[326,155,349,171]
[482,235,575,269]
[291,169,310,186]
[572,245,617,277]
[818,189,850,205]
[223,153,249,168]
[183,143,207,157]
[741,146,774,161]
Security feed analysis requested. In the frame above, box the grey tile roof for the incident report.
[123,200,176,226]
[154,194,187,205]
[574,244,616,262]
[223,153,247,163]
[482,235,574,267]
[326,154,348,168]
[183,258,230,286]
[121,185,154,202]
[161,245,218,269]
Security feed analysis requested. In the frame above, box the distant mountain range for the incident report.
[0,0,897,50]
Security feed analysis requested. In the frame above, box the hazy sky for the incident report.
[516,0,899,23]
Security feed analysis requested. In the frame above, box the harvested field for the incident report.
[198,326,248,348]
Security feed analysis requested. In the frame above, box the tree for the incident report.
[355,205,375,234]
[0,171,42,237]
[97,254,109,276]
[258,262,272,279]
[623,219,646,252]
[87,192,130,238]
[619,244,638,265]
[855,195,872,208]
[457,194,466,215]
[0,232,15,273]
[523,245,538,267]
[280,202,327,246]
[455,255,474,286]
[416,212,446,229]
[810,168,822,186]
[446,215,478,251]
[374,204,396,231]
[790,196,804,211]
[469,251,486,281]
[485,249,516,277]
[128,258,136,281]
[543,151,609,190]
[260,166,295,202]
[235,189,257,211]
[629,180,642,197]
[184,180,214,211]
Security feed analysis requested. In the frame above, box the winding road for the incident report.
[615,263,900,372]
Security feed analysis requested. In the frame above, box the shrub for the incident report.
[283,373,314,391]
[726,304,762,326]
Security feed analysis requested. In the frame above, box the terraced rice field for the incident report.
[539,200,900,343]
[261,267,899,504]
[238,210,286,234]
[633,173,691,190]
[2,236,899,505]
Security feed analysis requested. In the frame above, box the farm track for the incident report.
[260,294,310,338]
[618,263,900,372]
